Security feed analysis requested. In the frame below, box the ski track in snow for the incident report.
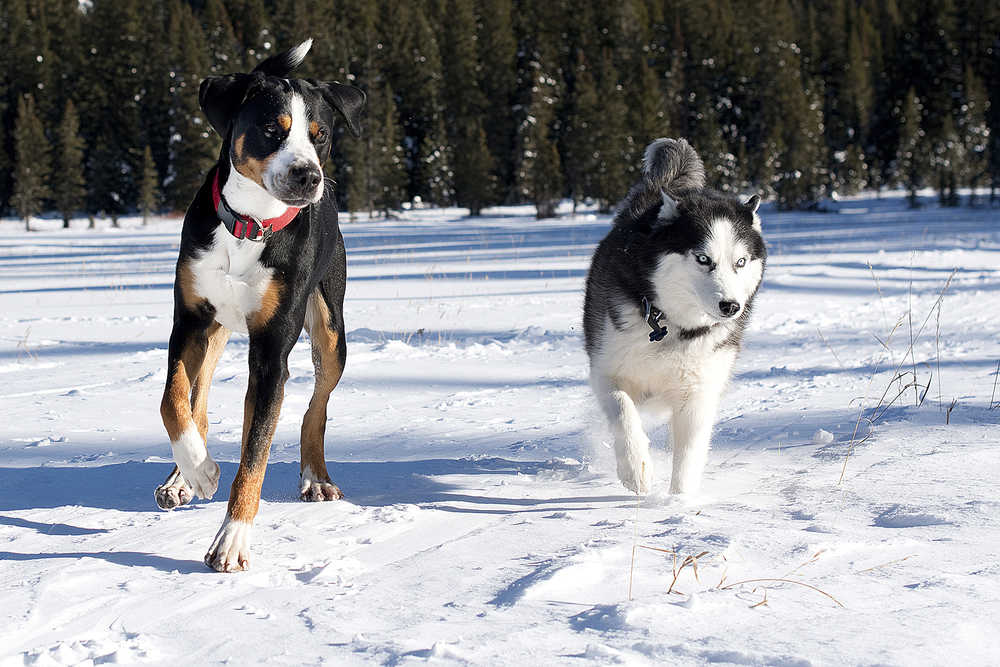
[1,194,999,665]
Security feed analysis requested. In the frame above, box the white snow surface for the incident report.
[1,193,999,665]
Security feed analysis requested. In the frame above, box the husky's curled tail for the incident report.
[617,137,706,222]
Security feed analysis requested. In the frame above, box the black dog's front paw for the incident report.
[154,466,194,510]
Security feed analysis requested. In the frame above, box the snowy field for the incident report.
[1,192,999,666]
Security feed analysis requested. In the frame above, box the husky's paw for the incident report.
[154,467,193,510]
[205,517,252,572]
[171,425,220,500]
[616,447,654,495]
[299,471,344,502]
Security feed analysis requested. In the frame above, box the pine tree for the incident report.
[225,0,273,65]
[518,72,562,219]
[690,96,735,190]
[631,56,669,154]
[380,1,451,204]
[202,0,244,75]
[346,80,407,218]
[12,95,50,229]
[82,0,146,223]
[138,2,174,199]
[166,2,217,210]
[440,0,493,215]
[139,145,160,225]
[933,113,963,207]
[960,65,990,205]
[452,120,495,216]
[590,54,631,212]
[762,33,828,209]
[896,88,927,208]
[560,54,599,210]
[53,99,86,228]
[476,0,518,202]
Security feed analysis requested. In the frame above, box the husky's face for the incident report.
[650,193,765,330]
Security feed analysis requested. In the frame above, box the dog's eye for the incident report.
[695,253,711,266]
[261,122,280,137]
[735,257,747,268]
[315,126,329,142]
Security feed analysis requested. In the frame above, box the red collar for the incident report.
[211,168,301,241]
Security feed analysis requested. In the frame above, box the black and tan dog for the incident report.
[155,40,364,572]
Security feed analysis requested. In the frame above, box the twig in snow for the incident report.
[781,550,826,578]
[719,578,845,608]
[666,551,709,595]
[856,554,916,574]
[627,462,643,601]
[946,398,958,424]
[990,359,1000,410]
[816,327,845,370]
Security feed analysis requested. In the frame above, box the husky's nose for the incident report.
[289,162,322,192]
[719,300,740,317]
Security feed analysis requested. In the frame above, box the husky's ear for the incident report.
[656,190,679,223]
[744,194,762,231]
[199,73,252,137]
[319,82,366,137]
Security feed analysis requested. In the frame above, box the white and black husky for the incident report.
[583,138,766,495]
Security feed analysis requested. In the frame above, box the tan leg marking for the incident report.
[228,378,284,522]
[190,322,231,440]
[177,261,207,313]
[299,289,345,500]
[249,277,284,331]
[160,334,206,442]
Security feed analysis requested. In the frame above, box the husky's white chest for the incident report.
[188,227,273,334]
[593,313,736,405]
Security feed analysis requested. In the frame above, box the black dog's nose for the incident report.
[719,300,740,317]
[289,163,322,191]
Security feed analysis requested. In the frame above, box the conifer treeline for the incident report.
[2,0,998,223]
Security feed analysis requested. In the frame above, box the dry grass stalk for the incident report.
[990,359,1000,410]
[720,578,845,608]
[749,589,769,609]
[781,550,825,578]
[17,327,37,361]
[856,554,916,574]
[935,300,943,411]
[840,269,957,483]
[908,261,918,406]
[816,327,845,369]
[666,551,709,595]
[946,398,958,424]
[627,462,643,601]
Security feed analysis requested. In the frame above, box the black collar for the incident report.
[641,296,669,342]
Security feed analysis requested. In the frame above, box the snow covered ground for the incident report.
[0,192,998,666]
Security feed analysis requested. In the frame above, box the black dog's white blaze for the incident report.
[583,138,766,494]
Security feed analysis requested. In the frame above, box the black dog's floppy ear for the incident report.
[321,83,366,137]
[199,73,252,137]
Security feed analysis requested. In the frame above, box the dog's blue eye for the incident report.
[735,257,747,268]
[696,254,711,265]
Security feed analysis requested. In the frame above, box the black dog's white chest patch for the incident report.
[188,228,274,334]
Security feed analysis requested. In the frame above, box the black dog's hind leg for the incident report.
[299,284,347,501]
